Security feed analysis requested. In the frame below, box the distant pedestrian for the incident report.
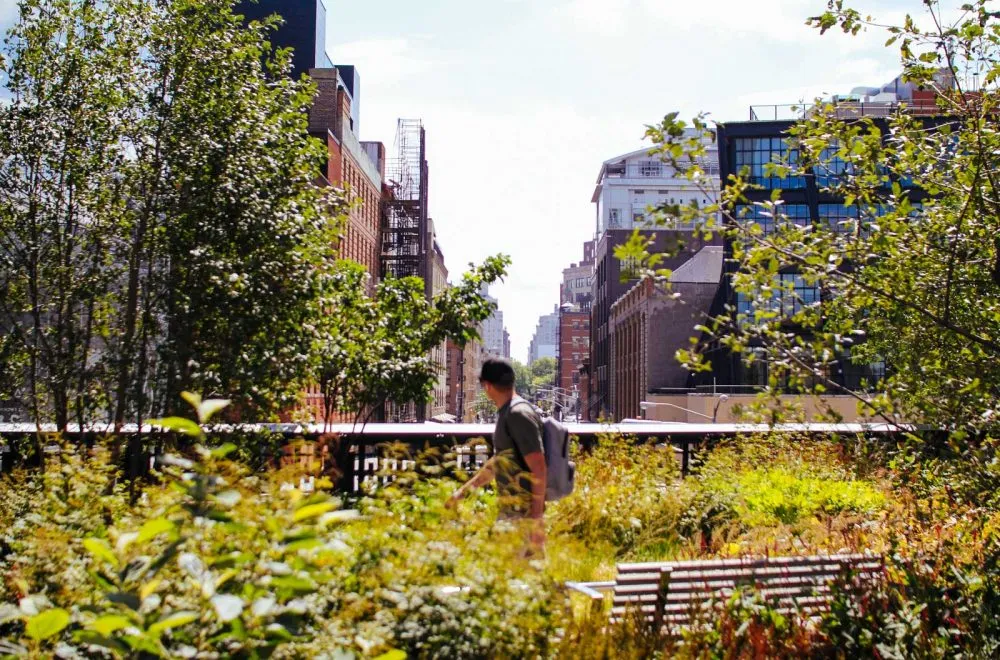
[447,357,546,554]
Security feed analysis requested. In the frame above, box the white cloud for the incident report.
[335,38,434,87]
[556,0,633,37]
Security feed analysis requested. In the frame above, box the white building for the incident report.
[593,130,719,237]
[528,307,559,365]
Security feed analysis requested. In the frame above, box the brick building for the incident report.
[446,340,463,419]
[587,140,720,420]
[609,246,723,420]
[590,229,715,420]
[557,304,589,415]
[460,340,485,422]
[428,228,449,419]
[309,68,384,280]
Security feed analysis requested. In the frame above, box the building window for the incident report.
[735,203,810,234]
[815,142,850,188]
[608,208,622,228]
[733,137,805,189]
[818,203,861,235]
[736,273,819,323]
[632,212,644,225]
[638,160,662,177]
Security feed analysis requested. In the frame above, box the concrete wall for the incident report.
[643,393,880,423]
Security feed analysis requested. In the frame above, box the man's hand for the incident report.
[529,517,546,551]
[445,487,464,510]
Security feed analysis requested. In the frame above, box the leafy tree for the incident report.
[623,0,1000,438]
[473,389,495,422]
[530,356,557,393]
[0,0,345,435]
[511,359,533,396]
[315,256,510,429]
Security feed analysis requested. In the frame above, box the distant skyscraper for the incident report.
[528,307,559,365]
[479,285,507,357]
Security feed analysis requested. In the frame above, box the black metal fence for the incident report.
[0,421,912,492]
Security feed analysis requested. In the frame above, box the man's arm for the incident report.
[445,458,495,508]
[523,451,547,520]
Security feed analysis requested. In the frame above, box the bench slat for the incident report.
[617,553,878,575]
[614,564,881,591]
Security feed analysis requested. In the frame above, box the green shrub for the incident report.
[726,467,885,527]
[0,397,563,658]
[547,436,690,575]
[681,435,889,546]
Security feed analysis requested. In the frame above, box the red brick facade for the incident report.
[557,307,589,414]
[296,68,387,423]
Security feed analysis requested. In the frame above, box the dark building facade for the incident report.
[610,247,722,420]
[237,0,333,80]
[589,229,717,419]
[709,114,924,391]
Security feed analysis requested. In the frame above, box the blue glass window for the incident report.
[736,273,819,324]
[733,137,805,189]
[815,144,850,188]
[735,203,810,234]
[818,203,860,234]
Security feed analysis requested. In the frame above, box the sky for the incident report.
[0,0,939,361]
[323,0,919,361]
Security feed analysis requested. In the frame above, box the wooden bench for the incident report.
[566,553,883,629]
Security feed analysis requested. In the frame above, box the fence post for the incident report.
[655,566,672,632]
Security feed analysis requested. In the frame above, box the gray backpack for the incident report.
[509,399,576,501]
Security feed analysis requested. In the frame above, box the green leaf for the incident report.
[198,399,230,423]
[72,631,128,654]
[149,416,202,437]
[375,651,408,660]
[148,611,198,635]
[292,501,337,522]
[89,614,132,637]
[284,537,323,552]
[210,443,238,459]
[136,518,176,545]
[269,576,317,593]
[25,608,70,641]
[83,538,119,568]
[180,391,201,411]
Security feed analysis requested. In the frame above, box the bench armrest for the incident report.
[565,580,615,601]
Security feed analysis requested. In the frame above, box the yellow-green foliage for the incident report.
[709,467,885,527]
[547,436,690,578]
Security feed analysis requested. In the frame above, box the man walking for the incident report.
[447,357,546,553]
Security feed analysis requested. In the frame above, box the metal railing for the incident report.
[749,101,942,122]
[0,421,914,485]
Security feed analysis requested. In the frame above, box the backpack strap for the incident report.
[501,397,537,462]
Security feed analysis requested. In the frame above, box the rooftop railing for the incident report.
[748,100,943,122]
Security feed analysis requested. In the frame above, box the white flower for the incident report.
[252,597,277,618]
[115,532,138,553]
[264,562,292,576]
[211,594,244,622]
[178,553,207,582]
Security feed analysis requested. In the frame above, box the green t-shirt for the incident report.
[491,396,544,517]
